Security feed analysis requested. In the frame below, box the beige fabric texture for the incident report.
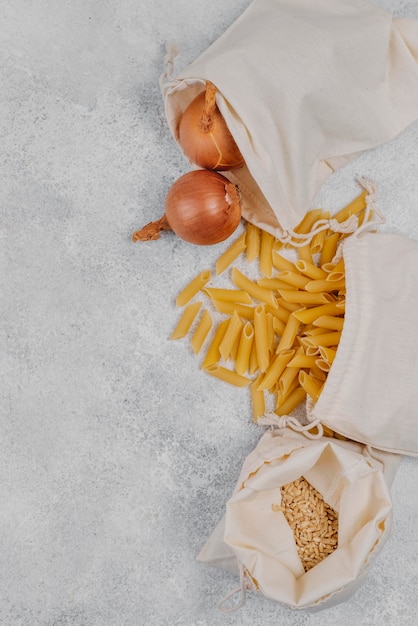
[162,0,418,239]
[198,430,398,611]
[306,231,418,456]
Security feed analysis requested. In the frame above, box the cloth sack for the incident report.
[162,0,418,240]
[295,230,418,456]
[198,429,399,611]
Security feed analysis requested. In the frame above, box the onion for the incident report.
[178,81,245,171]
[132,169,241,246]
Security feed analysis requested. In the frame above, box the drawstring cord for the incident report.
[257,412,324,439]
[217,564,255,613]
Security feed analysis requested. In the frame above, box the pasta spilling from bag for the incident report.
[171,186,373,430]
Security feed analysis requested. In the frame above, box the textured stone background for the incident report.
[1,1,418,624]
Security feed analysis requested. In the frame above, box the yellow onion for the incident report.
[178,81,245,171]
[132,169,241,245]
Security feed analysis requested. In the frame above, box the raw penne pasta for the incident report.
[219,310,244,361]
[305,278,346,293]
[245,222,261,263]
[257,277,291,290]
[204,287,253,304]
[278,271,310,290]
[272,252,296,273]
[265,304,291,324]
[235,322,255,375]
[326,259,345,282]
[170,302,202,340]
[309,211,330,254]
[297,243,314,265]
[295,260,327,281]
[313,315,345,331]
[333,190,367,223]
[293,302,344,325]
[251,373,265,421]
[249,337,259,374]
[259,230,275,278]
[232,267,278,308]
[275,387,307,416]
[266,312,275,354]
[315,358,331,373]
[257,348,295,391]
[291,208,323,236]
[278,289,333,305]
[212,300,255,320]
[320,232,340,265]
[215,231,246,275]
[276,313,300,352]
[272,315,286,336]
[254,304,270,372]
[205,365,251,387]
[302,331,342,348]
[276,297,301,313]
[319,346,337,365]
[200,319,229,369]
[176,270,211,307]
[191,310,212,355]
[309,363,327,381]
[279,348,303,395]
[299,370,322,403]
[286,353,318,369]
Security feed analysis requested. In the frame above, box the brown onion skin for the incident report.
[178,91,245,171]
[165,170,241,245]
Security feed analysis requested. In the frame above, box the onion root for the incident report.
[132,214,171,242]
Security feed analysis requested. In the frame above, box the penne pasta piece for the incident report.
[251,374,266,421]
[305,278,346,293]
[295,259,327,281]
[272,251,296,273]
[275,376,300,409]
[326,258,345,282]
[292,208,324,236]
[276,297,301,313]
[219,310,244,361]
[276,313,300,352]
[313,315,345,331]
[170,302,202,340]
[278,347,304,395]
[293,302,344,325]
[305,345,320,356]
[257,277,291,290]
[200,319,229,369]
[297,243,314,265]
[278,289,333,305]
[259,230,275,278]
[254,304,270,372]
[245,222,261,263]
[249,336,259,374]
[205,365,251,387]
[299,370,322,403]
[232,267,278,308]
[319,346,337,365]
[303,331,342,348]
[315,358,331,373]
[333,190,367,223]
[277,270,310,290]
[309,363,327,381]
[275,387,307,416]
[215,231,246,275]
[286,353,318,369]
[203,287,253,304]
[235,322,254,375]
[191,310,212,355]
[257,348,295,391]
[272,315,286,336]
[266,312,275,353]
[320,232,340,266]
[212,300,254,320]
[310,211,330,254]
[266,304,291,324]
[321,262,336,273]
[176,270,211,307]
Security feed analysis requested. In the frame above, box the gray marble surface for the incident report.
[1,1,418,624]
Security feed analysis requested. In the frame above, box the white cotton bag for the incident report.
[162,0,418,239]
[303,231,418,456]
[198,430,398,611]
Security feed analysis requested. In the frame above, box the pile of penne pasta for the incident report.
[171,190,370,421]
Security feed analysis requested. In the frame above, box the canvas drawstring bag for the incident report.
[258,230,418,456]
[198,429,400,611]
[161,0,418,241]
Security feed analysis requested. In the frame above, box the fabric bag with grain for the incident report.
[162,0,418,241]
[198,429,398,611]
